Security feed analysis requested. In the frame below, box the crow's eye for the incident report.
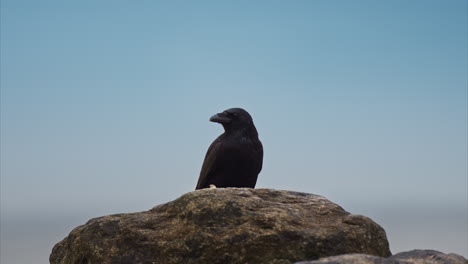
[232,113,239,118]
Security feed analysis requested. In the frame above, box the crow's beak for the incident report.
[210,112,231,124]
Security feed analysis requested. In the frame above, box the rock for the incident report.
[50,188,391,264]
[295,249,467,264]
[388,250,467,264]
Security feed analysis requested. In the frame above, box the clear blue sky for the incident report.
[1,0,467,262]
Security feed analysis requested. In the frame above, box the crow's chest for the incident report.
[218,143,257,168]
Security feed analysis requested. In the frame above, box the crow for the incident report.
[196,108,263,190]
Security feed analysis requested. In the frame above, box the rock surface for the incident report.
[50,188,391,264]
[295,249,467,264]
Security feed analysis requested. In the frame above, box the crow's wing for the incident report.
[196,136,224,190]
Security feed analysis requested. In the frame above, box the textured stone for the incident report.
[50,188,391,264]
[295,249,467,264]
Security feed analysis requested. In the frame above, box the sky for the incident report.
[1,0,467,263]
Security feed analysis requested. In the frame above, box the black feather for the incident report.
[196,108,263,190]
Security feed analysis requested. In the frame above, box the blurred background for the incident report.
[1,1,467,263]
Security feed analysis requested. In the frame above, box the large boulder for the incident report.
[296,249,467,264]
[50,188,391,264]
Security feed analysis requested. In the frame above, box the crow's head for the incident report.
[209,108,255,132]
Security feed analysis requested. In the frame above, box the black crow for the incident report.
[196,108,263,190]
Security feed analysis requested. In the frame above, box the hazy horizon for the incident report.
[2,198,467,264]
